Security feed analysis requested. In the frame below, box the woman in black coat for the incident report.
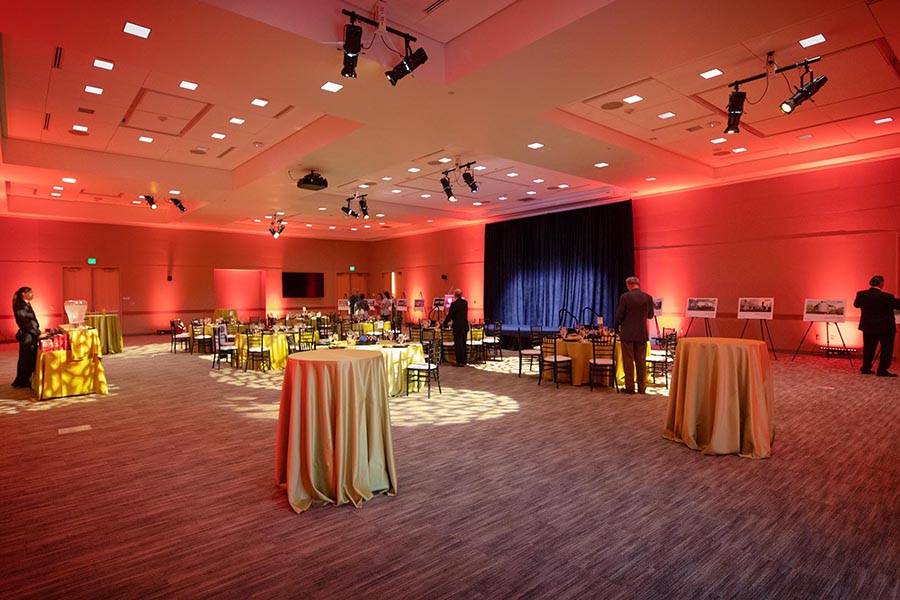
[12,286,41,388]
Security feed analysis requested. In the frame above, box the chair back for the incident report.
[541,334,561,357]
[409,324,422,343]
[191,323,207,338]
[591,335,615,362]
[215,324,229,346]
[468,323,484,343]
[441,328,455,344]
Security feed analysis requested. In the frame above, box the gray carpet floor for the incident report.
[1,336,898,599]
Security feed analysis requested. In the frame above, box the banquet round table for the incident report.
[662,337,775,458]
[84,313,124,354]
[275,348,397,513]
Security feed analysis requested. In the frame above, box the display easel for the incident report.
[791,321,853,365]
[739,319,778,360]
[685,317,713,337]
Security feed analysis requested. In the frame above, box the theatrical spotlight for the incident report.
[341,23,363,78]
[143,195,157,210]
[385,47,428,86]
[169,198,185,213]
[342,198,360,218]
[359,198,370,219]
[781,74,828,114]
[462,169,479,193]
[269,219,286,239]
[724,89,746,134]
[440,176,456,202]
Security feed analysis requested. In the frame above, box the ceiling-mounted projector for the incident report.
[297,171,328,191]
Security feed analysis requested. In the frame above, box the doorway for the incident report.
[62,266,121,313]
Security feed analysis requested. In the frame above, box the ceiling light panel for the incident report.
[699,68,723,79]
[123,22,152,38]
[799,34,826,48]
[179,80,198,90]
[84,85,103,95]
[93,58,114,70]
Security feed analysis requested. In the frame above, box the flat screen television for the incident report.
[281,272,325,298]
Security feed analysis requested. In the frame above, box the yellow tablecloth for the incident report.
[235,331,320,369]
[663,337,775,459]
[351,343,425,396]
[275,348,397,513]
[553,340,651,386]
[84,313,124,354]
[33,327,108,400]
[214,308,239,321]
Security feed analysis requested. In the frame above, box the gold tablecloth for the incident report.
[275,348,397,513]
[350,343,425,396]
[663,337,775,459]
[214,308,239,321]
[553,340,651,386]
[235,331,320,369]
[84,313,123,354]
[33,326,108,400]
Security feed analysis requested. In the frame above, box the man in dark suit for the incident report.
[853,275,900,377]
[615,276,655,394]
[443,288,469,367]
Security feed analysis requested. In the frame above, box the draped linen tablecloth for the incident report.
[84,313,124,354]
[235,331,321,369]
[350,343,425,396]
[213,308,239,321]
[33,326,108,400]
[553,340,651,386]
[275,348,397,513]
[663,337,775,459]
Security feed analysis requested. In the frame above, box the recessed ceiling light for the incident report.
[797,133,814,140]
[359,184,369,189]
[473,201,483,206]
[623,95,643,104]
[408,167,421,173]
[93,58,114,70]
[179,80,198,91]
[645,177,657,181]
[123,22,151,39]
[351,227,358,231]
[363,224,371,229]
[438,157,452,163]
[426,219,434,223]
[799,34,826,48]
[474,165,487,171]
[874,117,893,124]
[275,211,285,216]
[700,68,723,79]
[526,190,537,195]
[251,98,269,107]
[318,207,327,211]
[532,178,544,183]
[229,117,245,125]
[711,137,727,144]
[594,162,609,168]
[421,193,431,198]
[321,81,343,93]
[527,142,544,149]
[253,218,261,223]
[557,184,569,189]
[378,222,386,225]
[264,215,273,219]
[382,176,393,181]
[132,200,142,205]
[50,192,61,197]
[211,132,226,139]
[62,177,77,183]
[391,189,402,194]
[72,124,88,132]
[328,225,336,230]
[506,172,519,177]
[84,85,103,95]
[375,213,385,218]
[657,112,676,119]
[732,147,747,153]
[53,186,64,191]
[305,223,313,228]
[139,136,153,143]
[169,189,181,195]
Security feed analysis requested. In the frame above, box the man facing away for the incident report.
[615,276,655,394]
[853,275,900,377]
[443,288,469,367]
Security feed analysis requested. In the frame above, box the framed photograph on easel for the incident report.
[738,297,774,320]
[686,297,718,318]
[803,299,846,323]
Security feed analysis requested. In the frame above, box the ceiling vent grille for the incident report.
[424,0,450,14]
[52,47,63,68]
[217,146,236,159]
[43,113,51,130]
[77,107,95,114]
[274,105,295,119]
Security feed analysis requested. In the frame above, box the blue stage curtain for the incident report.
[484,201,635,329]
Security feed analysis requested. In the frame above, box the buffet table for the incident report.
[275,348,397,513]
[32,325,108,400]
[663,337,775,459]
[84,313,124,354]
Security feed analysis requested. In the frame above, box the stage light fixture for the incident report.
[781,74,827,114]
[169,198,185,213]
[385,47,428,86]
[341,23,363,78]
[724,89,746,134]
[359,198,369,219]
[143,195,157,210]
[462,169,479,193]
[440,176,455,202]
[342,198,360,218]
[269,218,286,239]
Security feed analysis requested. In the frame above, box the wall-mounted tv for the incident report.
[282,272,325,298]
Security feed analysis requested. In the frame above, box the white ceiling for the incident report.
[1,0,899,240]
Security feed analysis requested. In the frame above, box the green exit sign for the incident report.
[87,257,97,265]
[349,265,356,272]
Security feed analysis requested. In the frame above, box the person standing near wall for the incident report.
[443,288,469,367]
[12,286,40,388]
[615,276,655,394]
[853,275,900,377]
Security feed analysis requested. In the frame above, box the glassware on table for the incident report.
[63,300,88,328]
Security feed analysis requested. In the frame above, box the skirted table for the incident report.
[33,325,108,400]
[551,339,652,386]
[663,337,775,459]
[275,348,397,513]
[234,330,321,370]
[340,342,425,396]
[84,313,124,354]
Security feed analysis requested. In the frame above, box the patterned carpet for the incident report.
[1,337,898,599]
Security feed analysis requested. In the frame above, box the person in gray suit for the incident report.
[853,275,900,377]
[615,276,655,394]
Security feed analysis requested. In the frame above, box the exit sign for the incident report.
[87,257,97,265]
[349,265,356,272]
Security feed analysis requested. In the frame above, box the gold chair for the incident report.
[212,324,237,369]
[244,331,271,371]
[441,327,456,364]
[407,329,441,398]
[466,323,485,363]
[646,331,677,387]
[484,321,503,360]
[190,322,213,354]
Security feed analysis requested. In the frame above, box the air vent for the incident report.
[217,146,235,159]
[43,113,51,130]
[77,107,95,114]
[424,0,450,14]
[685,125,703,132]
[273,105,295,119]
[52,47,63,69]
[601,101,624,110]
[712,150,731,156]
[189,146,208,155]
[516,196,538,202]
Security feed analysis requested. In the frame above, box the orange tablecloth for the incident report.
[553,339,651,386]
[663,337,775,458]
[275,348,397,513]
